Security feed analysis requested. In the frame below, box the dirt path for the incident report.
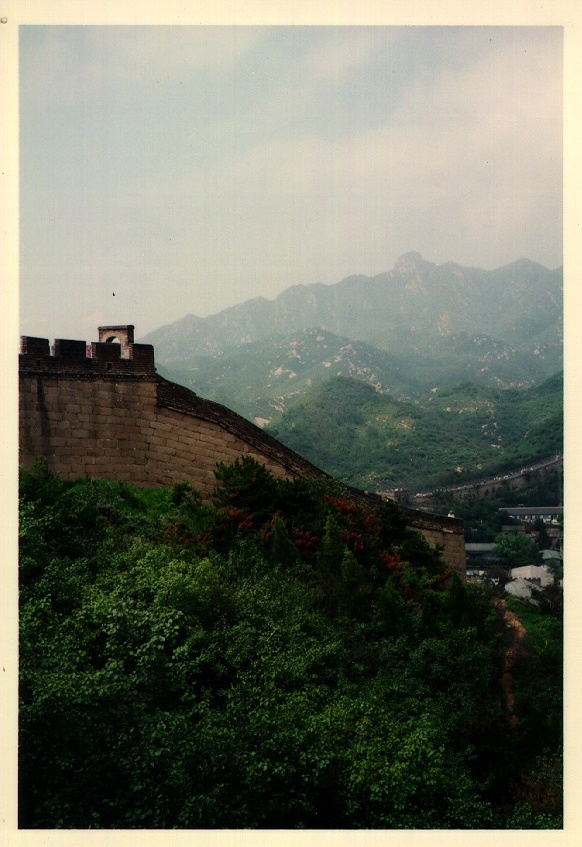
[495,599,527,724]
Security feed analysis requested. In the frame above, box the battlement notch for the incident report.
[19,324,155,374]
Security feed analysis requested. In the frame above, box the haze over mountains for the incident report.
[142,252,562,428]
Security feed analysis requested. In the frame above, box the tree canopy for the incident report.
[19,459,562,829]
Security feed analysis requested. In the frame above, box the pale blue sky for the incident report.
[19,25,562,343]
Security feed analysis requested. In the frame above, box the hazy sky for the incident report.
[19,25,562,343]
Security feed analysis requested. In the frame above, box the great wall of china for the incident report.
[19,324,466,574]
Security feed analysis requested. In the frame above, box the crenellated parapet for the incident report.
[19,325,155,375]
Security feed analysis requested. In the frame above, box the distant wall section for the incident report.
[401,508,466,574]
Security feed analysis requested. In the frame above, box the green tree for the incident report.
[268,514,298,568]
[213,455,279,516]
[532,518,551,551]
[493,533,542,570]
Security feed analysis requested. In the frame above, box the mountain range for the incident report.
[142,253,562,432]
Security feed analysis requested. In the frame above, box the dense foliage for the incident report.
[267,374,562,491]
[19,459,562,829]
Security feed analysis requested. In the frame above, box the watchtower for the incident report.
[98,325,135,358]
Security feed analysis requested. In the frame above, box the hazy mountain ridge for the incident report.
[141,253,562,366]
[145,253,562,427]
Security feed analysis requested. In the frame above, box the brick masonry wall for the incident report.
[413,526,466,574]
[18,373,311,498]
[19,361,465,575]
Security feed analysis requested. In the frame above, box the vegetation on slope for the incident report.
[144,255,562,427]
[158,327,418,425]
[19,459,562,829]
[268,374,562,491]
[158,329,557,427]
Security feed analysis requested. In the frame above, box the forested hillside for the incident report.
[159,327,420,426]
[19,460,562,829]
[142,254,562,494]
[268,373,563,491]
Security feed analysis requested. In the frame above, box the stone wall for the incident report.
[19,372,323,498]
[19,327,465,574]
[400,508,467,575]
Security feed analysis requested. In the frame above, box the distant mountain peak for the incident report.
[504,257,547,272]
[141,256,562,392]
[393,252,434,273]
[396,250,423,263]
